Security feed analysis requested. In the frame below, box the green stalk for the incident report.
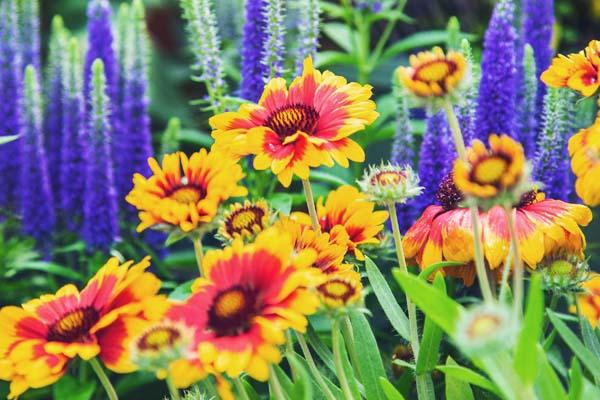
[269,365,287,400]
[166,374,181,400]
[89,358,118,400]
[504,206,524,317]
[302,179,321,232]
[332,318,354,400]
[234,378,251,400]
[341,316,361,380]
[192,235,205,277]
[296,333,337,400]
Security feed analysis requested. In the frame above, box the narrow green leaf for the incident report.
[165,230,187,246]
[514,274,544,383]
[313,51,355,68]
[535,344,567,400]
[416,274,445,374]
[417,261,464,280]
[0,135,19,145]
[548,309,600,380]
[379,377,406,400]
[269,193,293,216]
[10,261,84,281]
[579,317,600,359]
[168,279,194,300]
[334,328,362,399]
[178,128,213,147]
[365,257,410,340]
[444,356,474,400]
[392,269,463,335]
[322,23,354,53]
[306,324,336,375]
[294,355,343,399]
[272,364,294,399]
[350,311,387,400]
[435,365,500,395]
[288,352,313,400]
[568,358,583,400]
[310,170,351,186]
[381,30,477,60]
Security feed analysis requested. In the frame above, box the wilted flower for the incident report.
[217,200,270,243]
[568,121,600,206]
[397,46,470,107]
[358,162,423,205]
[455,303,517,356]
[453,134,533,208]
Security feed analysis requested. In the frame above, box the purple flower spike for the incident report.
[240,0,268,101]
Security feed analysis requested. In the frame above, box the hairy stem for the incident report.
[89,358,118,400]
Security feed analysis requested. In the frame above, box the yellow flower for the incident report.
[573,274,600,328]
[316,268,363,309]
[217,200,270,242]
[397,46,469,101]
[126,149,247,233]
[541,40,600,97]
[453,134,529,205]
[568,121,600,206]
[293,185,389,260]
[209,57,378,187]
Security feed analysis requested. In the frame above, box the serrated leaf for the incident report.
[379,377,406,400]
[350,311,387,400]
[365,257,410,340]
[416,274,445,374]
[444,356,474,400]
[392,269,463,335]
[514,274,544,383]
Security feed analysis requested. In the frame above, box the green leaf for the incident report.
[548,309,600,381]
[435,364,500,395]
[288,352,314,400]
[0,135,19,145]
[444,356,474,400]
[334,327,362,399]
[269,193,293,216]
[294,354,343,399]
[9,261,84,281]
[392,269,463,335]
[179,128,213,147]
[365,257,410,340]
[165,230,187,246]
[417,261,464,280]
[514,274,544,383]
[568,358,583,400]
[350,311,387,400]
[579,316,600,359]
[168,279,194,300]
[416,274,445,374]
[309,169,351,186]
[382,30,477,60]
[379,377,406,400]
[272,364,294,399]
[306,323,336,375]
[535,344,567,400]
[322,23,354,53]
[53,375,96,400]
[314,51,356,68]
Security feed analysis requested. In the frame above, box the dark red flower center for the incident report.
[436,173,464,210]
[46,307,100,343]
[317,279,356,302]
[167,183,206,204]
[225,205,266,237]
[265,103,319,138]
[207,285,262,337]
[137,326,182,352]
[413,59,457,83]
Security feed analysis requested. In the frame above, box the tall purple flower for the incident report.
[522,0,554,131]
[82,59,118,252]
[262,0,286,79]
[20,66,55,250]
[240,0,268,101]
[0,0,22,212]
[457,39,479,145]
[17,0,40,72]
[60,38,86,231]
[295,0,320,75]
[475,0,518,140]
[515,44,538,156]
[44,16,69,198]
[416,112,455,214]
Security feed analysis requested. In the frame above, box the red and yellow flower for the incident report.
[568,121,600,206]
[317,268,363,309]
[293,185,389,260]
[0,257,161,399]
[403,176,592,285]
[217,200,271,242]
[573,274,600,328]
[453,134,528,204]
[209,57,379,187]
[397,46,469,100]
[541,40,600,97]
[181,229,323,381]
[126,149,247,233]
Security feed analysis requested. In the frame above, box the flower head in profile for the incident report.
[568,122,600,206]
[0,257,161,399]
[397,46,470,107]
[292,185,389,260]
[573,274,600,328]
[540,256,589,295]
[541,40,600,97]
[453,134,532,208]
[126,149,247,234]
[358,162,423,204]
[455,303,517,356]
[217,200,271,243]
[182,229,322,381]
[209,57,379,187]
[316,268,363,310]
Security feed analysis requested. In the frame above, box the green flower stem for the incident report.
[331,318,354,400]
[296,333,337,400]
[234,378,251,400]
[442,99,493,304]
[542,293,559,335]
[388,203,434,400]
[166,374,181,400]
[498,240,514,302]
[504,206,524,317]
[192,235,205,277]
[340,316,361,379]
[302,179,321,232]
[285,330,299,381]
[89,358,118,400]
[268,365,287,400]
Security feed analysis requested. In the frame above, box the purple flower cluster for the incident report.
[18,0,40,72]
[475,0,518,140]
[240,0,268,101]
